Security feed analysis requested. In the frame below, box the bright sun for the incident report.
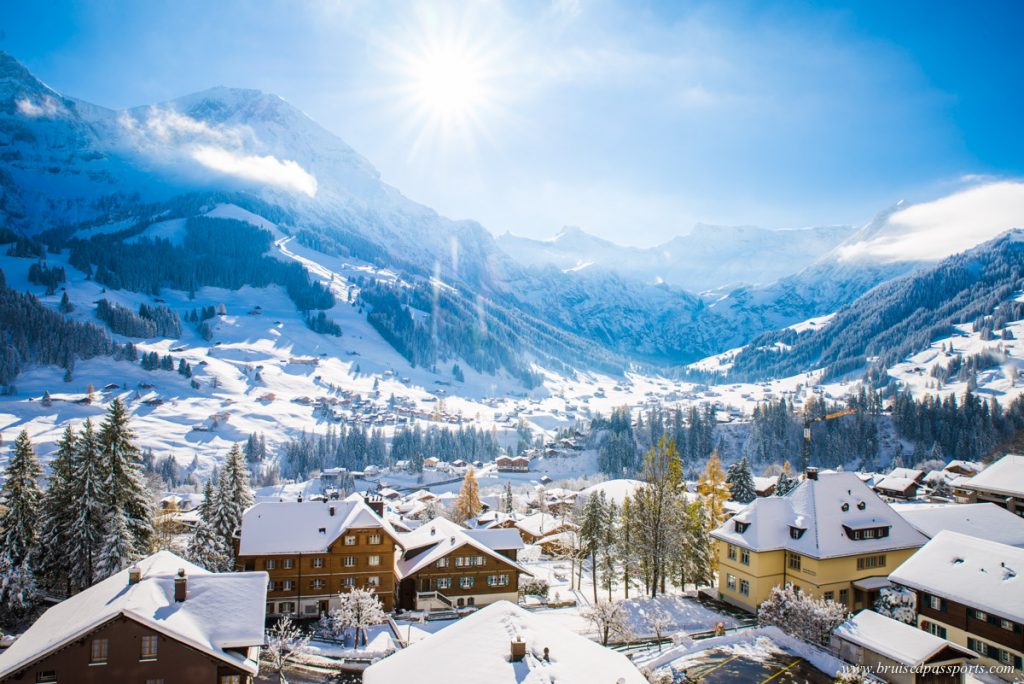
[412,46,486,121]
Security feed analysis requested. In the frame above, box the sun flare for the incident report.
[411,46,486,121]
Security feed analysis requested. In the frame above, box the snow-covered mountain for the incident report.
[499,223,855,292]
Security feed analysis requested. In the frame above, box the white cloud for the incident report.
[144,108,242,145]
[191,145,318,197]
[838,181,1024,262]
[16,96,61,118]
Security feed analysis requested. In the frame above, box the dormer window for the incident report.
[843,524,890,540]
[734,521,750,533]
[857,501,866,510]
[841,503,849,512]
[789,526,806,539]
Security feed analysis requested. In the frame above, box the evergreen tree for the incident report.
[774,468,795,497]
[452,467,482,522]
[68,419,106,589]
[98,399,152,574]
[579,491,608,604]
[0,431,43,615]
[188,480,232,571]
[38,425,78,593]
[726,456,756,504]
[503,481,514,515]
[210,444,254,563]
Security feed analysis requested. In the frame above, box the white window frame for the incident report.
[368,555,380,567]
[726,574,737,591]
[436,557,449,568]
[437,577,451,590]
[344,556,356,567]
[369,534,382,545]
[460,576,474,589]
[312,557,324,569]
[282,559,294,570]
[368,575,380,587]
[344,535,357,546]
[266,559,276,570]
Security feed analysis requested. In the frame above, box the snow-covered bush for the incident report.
[520,577,550,598]
[835,665,873,683]
[873,585,916,624]
[757,584,848,646]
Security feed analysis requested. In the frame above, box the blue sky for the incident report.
[2,0,1022,246]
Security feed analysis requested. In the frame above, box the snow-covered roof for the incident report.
[833,610,975,667]
[874,475,918,493]
[578,478,645,506]
[362,601,646,684]
[464,528,525,551]
[960,454,1024,498]
[943,460,983,475]
[887,468,924,482]
[711,471,928,559]
[239,493,396,556]
[395,518,531,579]
[753,475,779,492]
[889,530,1024,623]
[890,502,1024,547]
[0,551,267,679]
[517,512,575,538]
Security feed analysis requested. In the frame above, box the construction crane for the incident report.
[800,407,857,471]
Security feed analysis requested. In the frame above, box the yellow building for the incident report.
[711,468,927,613]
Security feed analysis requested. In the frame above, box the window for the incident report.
[220,676,242,684]
[279,602,295,613]
[140,634,158,660]
[311,579,325,590]
[437,577,451,589]
[727,544,737,561]
[312,557,324,569]
[304,604,318,615]
[739,579,750,596]
[461,576,475,589]
[282,559,294,570]
[1000,618,1015,632]
[999,650,1012,665]
[823,591,834,602]
[968,637,984,654]
[488,574,510,587]
[789,527,806,539]
[436,558,449,568]
[35,673,57,683]
[344,535,357,546]
[856,555,886,570]
[266,559,276,570]
[455,556,467,567]
[368,575,380,587]
[862,528,875,539]
[282,580,294,591]
[342,577,355,588]
[368,555,381,567]
[928,595,944,611]
[726,574,737,591]
[475,556,486,566]
[788,553,801,571]
[90,638,108,664]
[973,609,988,621]
[344,556,356,567]
[740,549,750,566]
[734,521,750,533]
[369,534,382,544]
[839,589,849,606]
[926,623,947,639]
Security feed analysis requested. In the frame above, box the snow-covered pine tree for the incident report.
[685,499,715,588]
[774,468,795,497]
[187,480,232,571]
[580,490,608,604]
[98,505,135,578]
[874,585,916,624]
[98,399,153,559]
[0,430,43,616]
[37,425,78,593]
[727,456,756,504]
[211,444,254,560]
[68,418,107,589]
[452,466,482,522]
[503,481,514,515]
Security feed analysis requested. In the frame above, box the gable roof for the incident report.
[874,475,919,493]
[516,512,575,538]
[889,530,1024,624]
[362,601,646,684]
[395,518,530,579]
[712,471,927,559]
[239,493,397,556]
[0,551,267,679]
[890,502,1024,548]
[834,610,975,667]
[961,454,1024,497]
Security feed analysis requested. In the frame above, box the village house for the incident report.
[236,493,402,614]
[362,601,646,684]
[0,551,267,684]
[712,468,928,613]
[952,454,1024,517]
[394,517,529,611]
[832,610,977,683]
[873,474,922,499]
[888,530,1024,676]
[496,454,530,472]
[498,511,577,545]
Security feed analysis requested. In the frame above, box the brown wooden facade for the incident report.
[916,590,1024,672]
[239,525,400,615]
[0,615,254,684]
[398,544,524,611]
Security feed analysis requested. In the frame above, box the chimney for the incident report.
[363,493,384,517]
[510,639,526,662]
[174,568,187,602]
[806,467,818,481]
[329,505,336,517]
[128,566,141,585]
